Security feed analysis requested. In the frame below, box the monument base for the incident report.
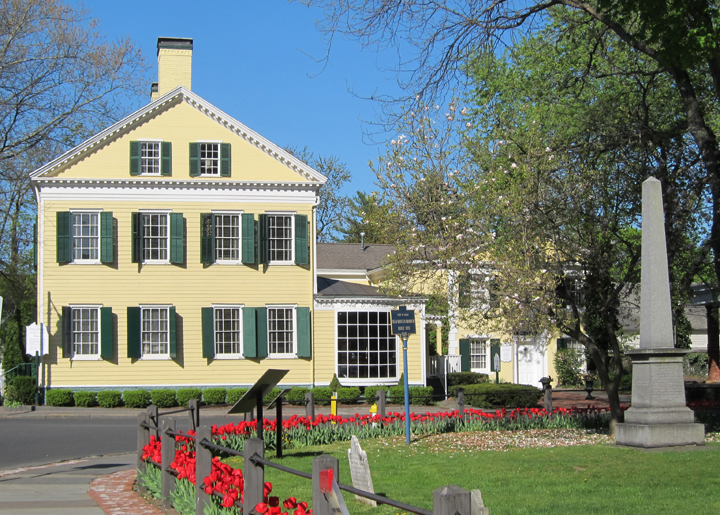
[615,422,705,448]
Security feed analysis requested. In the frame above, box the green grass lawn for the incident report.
[225,432,720,515]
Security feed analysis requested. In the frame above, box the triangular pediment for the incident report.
[30,87,327,185]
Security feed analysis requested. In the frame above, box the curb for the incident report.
[88,469,163,515]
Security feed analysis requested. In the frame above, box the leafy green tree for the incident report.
[338,191,400,244]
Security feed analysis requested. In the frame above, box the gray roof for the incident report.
[316,243,395,271]
[316,277,387,297]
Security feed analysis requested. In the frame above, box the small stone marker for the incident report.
[347,435,376,506]
[471,489,490,515]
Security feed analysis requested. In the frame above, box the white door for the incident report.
[516,337,546,386]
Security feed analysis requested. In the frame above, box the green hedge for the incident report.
[364,386,388,404]
[227,388,248,405]
[7,376,36,405]
[97,390,123,408]
[202,388,227,405]
[312,387,332,406]
[286,387,310,406]
[460,383,543,409]
[448,372,489,387]
[387,385,435,405]
[74,391,97,408]
[177,388,202,407]
[336,387,362,404]
[151,389,177,408]
[46,388,74,407]
[123,389,151,408]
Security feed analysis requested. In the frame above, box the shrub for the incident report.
[364,386,389,404]
[286,387,310,406]
[336,387,361,404]
[46,388,74,407]
[329,374,342,392]
[554,348,584,387]
[97,390,123,408]
[6,376,36,405]
[685,352,709,378]
[227,388,248,405]
[265,388,283,404]
[151,389,177,408]
[74,391,97,407]
[123,389,151,408]
[202,388,227,405]
[448,372,489,387]
[312,386,332,405]
[387,385,435,405]
[177,388,202,407]
[461,383,543,409]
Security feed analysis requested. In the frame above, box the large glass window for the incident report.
[141,142,161,175]
[267,215,293,262]
[72,212,99,262]
[337,311,397,379]
[470,339,488,370]
[268,307,295,356]
[72,307,99,357]
[215,307,242,356]
[215,214,240,261]
[142,213,168,262]
[200,143,219,176]
[141,307,169,357]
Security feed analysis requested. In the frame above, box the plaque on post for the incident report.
[228,369,289,440]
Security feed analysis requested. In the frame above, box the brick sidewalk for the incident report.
[88,470,162,515]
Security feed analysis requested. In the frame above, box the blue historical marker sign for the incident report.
[390,305,416,337]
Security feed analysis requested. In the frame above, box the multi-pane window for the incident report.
[200,143,220,176]
[470,339,488,370]
[215,214,240,261]
[141,307,169,357]
[72,212,99,261]
[267,215,293,262]
[337,311,397,379]
[268,307,294,356]
[141,142,161,175]
[72,307,99,356]
[142,213,168,262]
[214,307,242,356]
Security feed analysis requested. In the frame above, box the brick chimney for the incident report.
[151,37,193,101]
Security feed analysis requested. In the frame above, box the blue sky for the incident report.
[79,0,404,196]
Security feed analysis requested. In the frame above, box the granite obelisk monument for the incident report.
[615,177,704,447]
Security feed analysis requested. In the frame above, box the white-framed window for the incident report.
[141,306,170,358]
[71,211,100,263]
[214,213,240,262]
[141,141,161,175]
[267,306,295,357]
[200,142,220,176]
[470,338,488,370]
[267,214,293,263]
[71,305,101,359]
[337,311,397,380]
[214,306,243,357]
[141,212,169,263]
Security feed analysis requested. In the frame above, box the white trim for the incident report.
[211,212,243,264]
[68,211,102,265]
[139,305,172,360]
[68,305,103,361]
[136,138,164,142]
[266,213,295,265]
[211,305,244,359]
[266,304,297,358]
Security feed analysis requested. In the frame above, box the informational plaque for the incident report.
[25,323,49,356]
[501,344,512,362]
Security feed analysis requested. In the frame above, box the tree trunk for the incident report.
[707,303,720,382]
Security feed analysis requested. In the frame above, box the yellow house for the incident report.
[30,38,426,395]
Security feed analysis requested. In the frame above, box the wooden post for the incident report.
[243,438,265,515]
[433,485,471,515]
[305,391,315,420]
[544,384,553,414]
[376,389,386,420]
[147,404,159,439]
[136,413,149,495]
[457,388,465,421]
[189,398,200,431]
[312,455,339,515]
[195,425,212,515]
[256,390,264,441]
[161,418,176,511]
[276,394,284,459]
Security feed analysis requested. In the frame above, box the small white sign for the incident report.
[501,344,512,362]
[25,323,49,356]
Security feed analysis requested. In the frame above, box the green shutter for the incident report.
[258,214,268,264]
[257,307,268,358]
[200,213,214,264]
[56,211,71,263]
[557,338,567,351]
[202,307,215,358]
[100,307,113,360]
[33,222,37,270]
[189,143,200,177]
[100,212,114,263]
[241,213,255,264]
[62,306,72,358]
[170,213,184,264]
[131,213,141,263]
[294,214,309,265]
[296,307,311,358]
[161,142,172,176]
[127,307,141,358]
[459,338,470,372]
[130,141,140,176]
[169,307,177,358]
[220,143,231,177]
[243,308,258,358]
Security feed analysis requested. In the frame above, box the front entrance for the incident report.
[516,336,547,386]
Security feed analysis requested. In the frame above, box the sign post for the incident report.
[490,341,501,384]
[390,305,416,445]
